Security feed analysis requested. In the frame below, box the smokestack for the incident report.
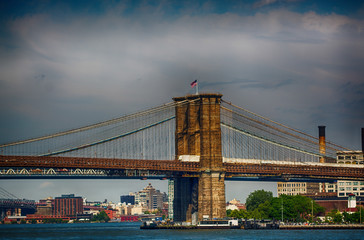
[318,126,326,163]
[361,128,364,153]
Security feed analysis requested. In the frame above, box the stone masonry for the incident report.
[173,93,226,221]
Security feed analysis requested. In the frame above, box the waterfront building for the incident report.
[277,182,308,196]
[278,151,364,197]
[120,215,139,222]
[54,194,83,216]
[307,192,363,214]
[336,151,364,197]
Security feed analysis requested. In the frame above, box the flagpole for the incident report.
[196,80,199,95]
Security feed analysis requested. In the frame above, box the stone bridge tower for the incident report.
[173,93,226,222]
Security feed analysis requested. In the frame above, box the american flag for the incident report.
[190,79,197,88]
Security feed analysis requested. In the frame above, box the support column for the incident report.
[173,94,226,221]
[198,94,225,220]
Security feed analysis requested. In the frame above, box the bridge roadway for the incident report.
[0,155,363,181]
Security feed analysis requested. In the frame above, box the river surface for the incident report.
[0,222,363,240]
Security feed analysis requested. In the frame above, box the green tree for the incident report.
[256,200,271,219]
[266,195,324,222]
[343,207,364,223]
[245,190,273,211]
[328,209,342,223]
[92,211,110,222]
[226,209,232,217]
[228,209,249,219]
[250,208,263,219]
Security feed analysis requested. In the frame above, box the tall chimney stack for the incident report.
[361,128,364,153]
[318,126,326,163]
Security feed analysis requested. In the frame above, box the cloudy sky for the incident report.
[0,0,363,203]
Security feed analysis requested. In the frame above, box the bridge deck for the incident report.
[0,156,363,180]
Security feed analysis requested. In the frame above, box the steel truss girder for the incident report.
[0,155,363,181]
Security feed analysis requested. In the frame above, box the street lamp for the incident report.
[281,198,283,222]
[311,199,314,223]
[360,199,362,224]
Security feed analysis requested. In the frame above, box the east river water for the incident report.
[0,222,363,240]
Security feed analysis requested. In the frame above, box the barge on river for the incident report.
[140,219,279,230]
[141,219,239,229]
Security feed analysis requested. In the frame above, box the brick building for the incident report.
[54,194,83,216]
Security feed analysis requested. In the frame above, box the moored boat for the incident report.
[197,219,240,229]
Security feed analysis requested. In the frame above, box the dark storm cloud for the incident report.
[0,2,363,148]
[0,0,363,202]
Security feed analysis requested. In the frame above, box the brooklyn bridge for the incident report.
[1,93,363,222]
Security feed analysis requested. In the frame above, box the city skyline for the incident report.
[0,0,363,204]
[1,180,276,205]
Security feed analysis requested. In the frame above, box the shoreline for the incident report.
[141,224,364,230]
[279,224,364,230]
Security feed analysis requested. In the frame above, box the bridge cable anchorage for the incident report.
[221,100,351,151]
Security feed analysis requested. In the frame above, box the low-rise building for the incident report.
[36,197,54,216]
[226,198,246,211]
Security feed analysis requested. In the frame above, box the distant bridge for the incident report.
[0,187,36,220]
